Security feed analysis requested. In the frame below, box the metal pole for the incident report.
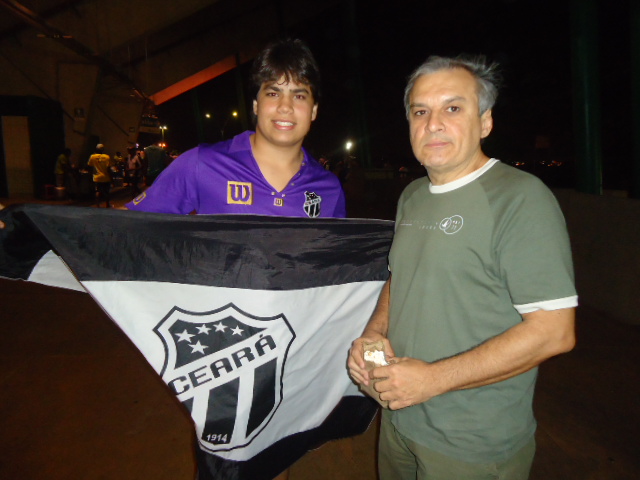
[570,0,602,195]
[630,0,640,198]
[344,0,372,168]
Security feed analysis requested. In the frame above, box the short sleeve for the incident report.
[493,177,577,310]
[126,147,200,214]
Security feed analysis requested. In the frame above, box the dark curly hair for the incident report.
[250,38,321,104]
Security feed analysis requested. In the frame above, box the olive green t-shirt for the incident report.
[386,159,577,463]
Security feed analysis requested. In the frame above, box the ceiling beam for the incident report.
[0,0,148,100]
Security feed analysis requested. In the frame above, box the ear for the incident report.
[311,103,318,122]
[252,99,258,116]
[480,109,493,139]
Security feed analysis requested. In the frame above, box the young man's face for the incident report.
[253,76,318,149]
[408,68,493,184]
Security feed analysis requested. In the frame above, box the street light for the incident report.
[160,125,168,145]
[346,140,353,152]
[221,111,238,140]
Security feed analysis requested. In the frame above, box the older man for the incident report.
[348,56,577,480]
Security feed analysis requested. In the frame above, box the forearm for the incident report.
[375,307,576,409]
[348,277,392,385]
[362,277,391,337]
[428,307,576,395]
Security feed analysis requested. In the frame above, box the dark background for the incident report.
[157,0,634,191]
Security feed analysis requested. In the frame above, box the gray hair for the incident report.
[404,55,501,119]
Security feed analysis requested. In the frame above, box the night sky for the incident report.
[157,0,634,190]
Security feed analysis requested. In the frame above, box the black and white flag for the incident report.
[0,204,393,480]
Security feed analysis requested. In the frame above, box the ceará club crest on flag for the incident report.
[154,303,295,453]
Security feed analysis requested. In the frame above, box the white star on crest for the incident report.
[175,329,195,342]
[231,325,244,336]
[214,322,228,332]
[197,324,211,335]
[189,341,208,355]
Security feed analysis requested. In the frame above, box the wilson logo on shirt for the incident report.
[131,192,147,205]
[228,181,253,205]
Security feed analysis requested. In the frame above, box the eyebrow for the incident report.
[264,83,311,95]
[410,95,467,109]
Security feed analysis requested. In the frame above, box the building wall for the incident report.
[1,116,32,196]
[0,96,66,198]
[0,29,143,166]
[0,1,215,167]
[0,0,341,174]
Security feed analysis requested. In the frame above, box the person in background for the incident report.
[348,55,577,480]
[87,144,114,208]
[113,151,126,182]
[125,147,143,196]
[54,148,71,189]
[143,144,171,186]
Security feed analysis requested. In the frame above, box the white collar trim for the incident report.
[429,158,499,193]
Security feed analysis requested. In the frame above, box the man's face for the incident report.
[408,68,493,183]
[253,76,318,149]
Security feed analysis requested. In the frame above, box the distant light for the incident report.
[346,141,353,151]
[232,111,238,117]
[205,113,211,119]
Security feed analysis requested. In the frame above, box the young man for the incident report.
[126,39,345,218]
[348,56,577,480]
[127,38,347,480]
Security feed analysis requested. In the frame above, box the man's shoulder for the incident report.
[303,157,344,190]
[487,160,538,181]
[193,132,252,163]
[401,175,430,198]
[481,161,562,218]
[483,160,550,196]
[305,156,336,175]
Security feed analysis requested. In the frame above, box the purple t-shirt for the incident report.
[126,131,346,218]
